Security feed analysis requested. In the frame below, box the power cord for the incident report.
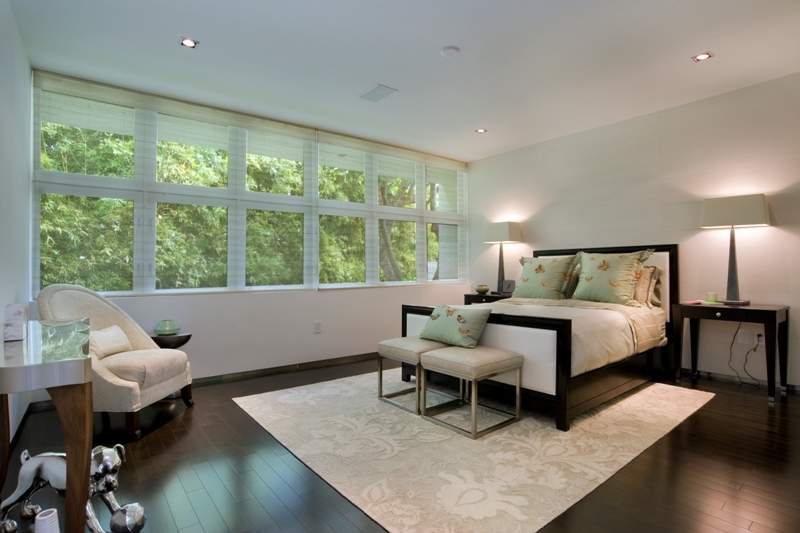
[728,322,761,387]
[743,333,763,386]
[728,322,745,385]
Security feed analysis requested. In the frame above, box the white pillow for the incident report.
[90,325,132,359]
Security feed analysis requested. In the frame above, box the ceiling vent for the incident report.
[360,84,398,102]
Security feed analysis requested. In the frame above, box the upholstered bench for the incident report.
[420,346,523,438]
[377,336,447,414]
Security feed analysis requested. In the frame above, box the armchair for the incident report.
[37,284,192,439]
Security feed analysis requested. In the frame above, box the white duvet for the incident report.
[474,298,667,376]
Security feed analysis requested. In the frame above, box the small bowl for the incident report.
[475,284,490,295]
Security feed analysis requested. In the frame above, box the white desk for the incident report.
[1,321,93,533]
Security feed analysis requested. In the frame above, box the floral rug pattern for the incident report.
[234,369,713,533]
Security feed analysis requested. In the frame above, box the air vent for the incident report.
[360,84,398,103]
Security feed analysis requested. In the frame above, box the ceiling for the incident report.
[10,0,800,162]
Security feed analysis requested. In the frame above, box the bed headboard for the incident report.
[533,244,679,324]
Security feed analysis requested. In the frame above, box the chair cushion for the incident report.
[377,336,447,365]
[102,349,188,390]
[90,325,132,359]
[421,346,523,380]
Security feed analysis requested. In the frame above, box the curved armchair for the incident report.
[37,284,192,439]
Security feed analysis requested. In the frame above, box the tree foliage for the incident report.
[38,122,447,290]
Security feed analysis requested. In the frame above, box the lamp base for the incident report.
[722,299,750,306]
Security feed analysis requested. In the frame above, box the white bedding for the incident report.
[473,298,667,376]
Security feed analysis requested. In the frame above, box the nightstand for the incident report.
[464,293,509,305]
[672,302,789,403]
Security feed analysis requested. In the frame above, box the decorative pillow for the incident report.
[572,249,654,305]
[420,305,491,348]
[89,325,132,359]
[633,265,663,307]
[512,255,577,299]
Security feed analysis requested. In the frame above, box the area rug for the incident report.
[234,369,713,533]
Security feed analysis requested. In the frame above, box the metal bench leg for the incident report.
[471,380,478,438]
[515,368,522,419]
[377,356,383,398]
[420,368,427,415]
[415,365,421,414]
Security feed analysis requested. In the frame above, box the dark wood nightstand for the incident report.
[672,302,789,403]
[464,293,509,305]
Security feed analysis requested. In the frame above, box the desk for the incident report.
[1,321,93,533]
[672,303,789,403]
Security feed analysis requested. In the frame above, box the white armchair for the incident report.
[37,284,193,439]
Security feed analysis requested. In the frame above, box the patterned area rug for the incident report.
[234,369,713,533]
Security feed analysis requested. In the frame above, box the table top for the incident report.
[1,321,92,394]
[678,302,789,312]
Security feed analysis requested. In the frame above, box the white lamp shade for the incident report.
[701,194,770,228]
[484,221,523,243]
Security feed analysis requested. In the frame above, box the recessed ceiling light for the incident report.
[475,128,488,134]
[441,45,461,58]
[691,51,713,63]
[180,37,199,49]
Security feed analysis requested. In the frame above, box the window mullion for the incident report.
[365,154,378,283]
[305,137,319,288]
[227,127,247,289]
[134,109,157,292]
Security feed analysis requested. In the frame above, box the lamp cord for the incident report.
[728,322,760,387]
[728,322,744,385]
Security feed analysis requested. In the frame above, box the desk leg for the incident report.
[48,383,92,533]
[689,318,700,381]
[0,394,8,490]
[764,320,777,405]
[778,315,789,397]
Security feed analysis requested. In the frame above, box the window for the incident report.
[319,215,365,284]
[39,92,135,179]
[427,223,459,280]
[157,115,229,188]
[156,203,228,289]
[247,131,304,196]
[246,209,304,286]
[39,193,134,291]
[318,144,365,203]
[379,219,416,281]
[33,73,466,294]
[426,167,458,213]
[378,156,416,209]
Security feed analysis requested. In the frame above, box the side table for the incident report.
[1,321,93,533]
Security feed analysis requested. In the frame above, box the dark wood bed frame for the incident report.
[401,243,679,431]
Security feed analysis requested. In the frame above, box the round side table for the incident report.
[150,333,192,349]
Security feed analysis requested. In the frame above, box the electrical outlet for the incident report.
[313,321,322,334]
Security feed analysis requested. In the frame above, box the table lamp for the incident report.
[701,193,770,306]
[484,222,523,293]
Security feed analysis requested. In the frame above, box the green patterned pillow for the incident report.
[420,305,491,348]
[512,255,576,299]
[572,250,654,305]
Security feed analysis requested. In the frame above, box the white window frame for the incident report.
[31,72,468,295]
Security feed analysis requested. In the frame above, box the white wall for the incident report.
[469,72,800,386]
[0,0,33,434]
[112,283,469,379]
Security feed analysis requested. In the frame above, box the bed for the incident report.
[401,244,679,431]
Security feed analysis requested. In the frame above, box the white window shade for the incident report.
[377,155,416,180]
[247,129,306,161]
[158,114,229,149]
[319,143,366,172]
[39,91,134,136]
[426,167,459,213]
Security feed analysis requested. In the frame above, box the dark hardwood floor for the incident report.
[3,361,797,533]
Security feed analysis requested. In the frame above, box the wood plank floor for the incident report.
[2,360,797,532]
